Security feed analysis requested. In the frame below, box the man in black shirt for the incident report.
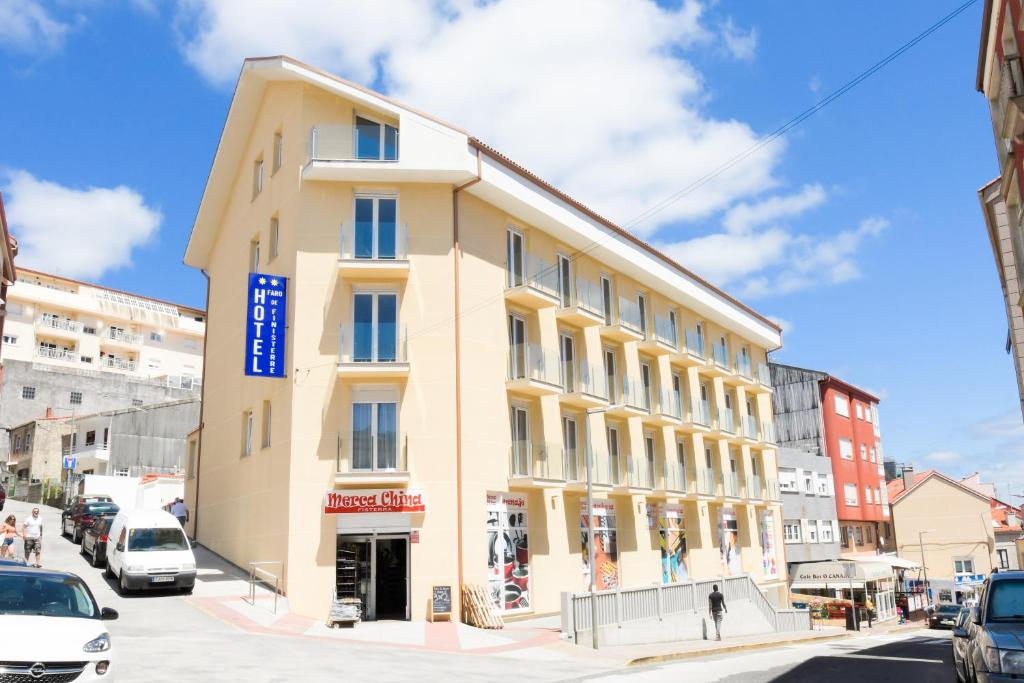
[708,584,727,640]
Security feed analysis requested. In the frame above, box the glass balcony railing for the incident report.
[617,297,644,334]
[563,445,582,482]
[735,354,752,379]
[507,344,560,386]
[567,277,605,318]
[684,328,705,358]
[746,474,763,499]
[310,122,399,162]
[507,255,559,298]
[761,420,776,444]
[573,361,608,399]
[697,469,716,495]
[653,315,678,349]
[765,479,781,501]
[718,407,735,434]
[662,461,687,492]
[658,390,683,420]
[509,441,556,479]
[712,342,730,369]
[626,455,654,489]
[337,433,407,474]
[722,472,740,497]
[691,398,710,427]
[757,363,771,387]
[339,324,408,364]
[340,223,408,261]
[622,376,651,412]
[743,414,758,439]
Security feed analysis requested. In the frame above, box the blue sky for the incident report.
[1,0,1021,498]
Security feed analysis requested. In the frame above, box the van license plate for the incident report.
[150,576,175,583]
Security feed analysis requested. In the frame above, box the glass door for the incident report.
[336,537,372,616]
[562,415,578,480]
[510,406,529,476]
[560,333,576,393]
[506,229,525,288]
[600,276,613,325]
[353,292,397,362]
[351,402,398,471]
[557,254,572,307]
[375,537,409,620]
[508,315,527,379]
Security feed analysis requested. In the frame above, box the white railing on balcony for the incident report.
[161,375,202,391]
[735,354,752,379]
[718,406,735,434]
[35,317,82,334]
[617,297,643,334]
[684,328,705,358]
[574,361,608,399]
[509,441,556,479]
[697,468,716,495]
[625,455,654,489]
[746,474,763,499]
[662,461,687,493]
[765,479,781,501]
[743,414,758,440]
[337,434,407,474]
[691,398,710,427]
[101,356,137,371]
[761,420,776,444]
[653,315,678,348]
[310,123,399,162]
[723,472,740,497]
[107,329,143,345]
[36,347,78,362]
[622,376,651,412]
[712,342,730,369]
[507,254,559,298]
[607,450,623,486]
[339,325,408,364]
[572,277,605,318]
[757,363,772,387]
[563,445,582,483]
[508,344,561,386]
[658,390,682,420]
[340,223,409,261]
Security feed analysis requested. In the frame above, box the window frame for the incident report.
[844,483,858,506]
[21,386,36,400]
[272,130,283,173]
[242,410,254,457]
[353,194,400,260]
[838,438,854,460]
[834,394,850,418]
[270,215,280,260]
[354,113,399,161]
[261,400,272,449]
[252,157,264,199]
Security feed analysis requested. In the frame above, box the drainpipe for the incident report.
[452,148,482,608]
[191,269,211,542]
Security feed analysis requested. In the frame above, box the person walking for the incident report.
[0,515,20,559]
[170,498,188,528]
[709,584,728,641]
[22,507,43,568]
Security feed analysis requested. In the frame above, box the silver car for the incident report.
[954,571,1024,682]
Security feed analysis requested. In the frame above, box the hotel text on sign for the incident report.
[245,272,287,378]
[323,489,427,515]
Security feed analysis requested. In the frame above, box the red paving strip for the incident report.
[186,594,559,656]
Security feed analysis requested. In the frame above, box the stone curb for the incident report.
[626,631,852,666]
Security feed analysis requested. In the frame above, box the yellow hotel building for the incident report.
[184,56,788,622]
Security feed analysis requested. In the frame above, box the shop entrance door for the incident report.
[336,534,409,620]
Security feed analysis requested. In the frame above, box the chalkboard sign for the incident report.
[432,585,452,616]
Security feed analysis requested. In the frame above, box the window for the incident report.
[81,356,93,364]
[860,444,867,460]
[816,473,830,496]
[184,340,198,350]
[355,115,399,160]
[353,292,398,362]
[841,526,849,547]
[270,216,280,260]
[998,548,1010,569]
[13,435,22,453]
[21,387,35,400]
[865,407,873,423]
[253,157,264,198]
[874,487,881,505]
[865,486,872,504]
[102,428,109,446]
[667,310,678,347]
[83,326,96,335]
[779,468,798,492]
[783,522,802,543]
[855,404,863,419]
[806,521,818,543]
[854,526,864,545]
[352,402,399,470]
[85,430,96,446]
[506,228,525,288]
[865,525,873,543]
[24,433,31,451]
[250,238,261,271]
[838,438,853,459]
[261,400,272,449]
[242,410,254,457]
[147,358,162,370]
[132,399,143,408]
[354,196,399,259]
[272,130,283,172]
[637,294,648,336]
[510,405,529,475]
[556,254,572,307]
[803,472,814,493]
[600,276,613,326]
[603,348,617,403]
[820,521,834,543]
[834,394,849,417]
[114,467,130,477]
[2,334,16,345]
[150,332,162,342]
[607,425,621,484]
[954,558,975,574]
[562,416,579,480]
[844,483,858,506]
[639,361,652,411]
[70,391,82,405]
[559,333,576,393]
[869,447,876,462]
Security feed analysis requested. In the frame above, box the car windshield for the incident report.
[0,573,98,618]
[937,605,961,615]
[988,580,1024,622]
[83,503,119,516]
[127,527,188,552]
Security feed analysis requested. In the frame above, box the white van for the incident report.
[105,509,197,594]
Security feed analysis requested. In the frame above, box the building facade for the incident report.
[888,470,996,604]
[776,446,841,573]
[991,498,1023,571]
[0,192,18,359]
[184,56,788,623]
[770,364,891,557]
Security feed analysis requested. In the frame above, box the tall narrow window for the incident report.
[557,254,572,307]
[607,425,621,484]
[600,276,613,325]
[354,196,398,260]
[510,405,529,475]
[668,310,678,347]
[249,239,260,271]
[355,115,399,160]
[644,433,656,487]
[261,400,272,448]
[353,402,399,470]
[508,315,527,379]
[675,440,687,483]
[272,131,283,172]
[506,229,525,288]
[604,348,617,403]
[695,322,705,355]
[253,158,264,198]
[560,333,576,393]
[242,410,254,457]
[562,415,578,480]
[270,216,280,260]
[637,294,648,336]
[670,373,682,418]
[639,361,652,411]
[353,292,398,362]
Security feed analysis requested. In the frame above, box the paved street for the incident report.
[2,498,954,682]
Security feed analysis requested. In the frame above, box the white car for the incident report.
[105,509,196,594]
[0,565,118,680]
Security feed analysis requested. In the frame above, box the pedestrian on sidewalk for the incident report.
[22,508,43,568]
[709,584,727,641]
[1,515,20,558]
[170,498,189,528]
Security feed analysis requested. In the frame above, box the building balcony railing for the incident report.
[35,347,78,363]
[310,123,399,163]
[509,441,557,480]
[101,356,137,371]
[561,360,608,407]
[683,328,705,360]
[639,314,677,354]
[691,398,711,427]
[617,297,644,336]
[338,324,410,379]
[742,414,758,440]
[505,255,560,308]
[337,434,409,484]
[756,363,772,388]
[556,277,606,327]
[735,354,752,380]
[562,446,583,483]
[657,390,683,421]
[997,55,1024,141]
[764,478,781,501]
[722,472,740,498]
[35,317,82,334]
[338,223,410,277]
[507,344,561,394]
[761,420,776,444]
[711,342,730,371]
[621,376,652,413]
[624,455,654,490]
[160,374,202,391]
[661,461,687,493]
[697,469,716,496]
[106,329,144,346]
[746,474,763,500]
[718,406,735,434]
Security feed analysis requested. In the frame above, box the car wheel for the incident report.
[79,541,87,557]
[104,562,114,579]
[119,571,129,594]
[91,546,100,567]
[72,526,80,544]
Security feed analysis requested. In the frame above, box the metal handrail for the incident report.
[247,560,283,614]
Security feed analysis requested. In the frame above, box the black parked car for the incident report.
[954,571,1024,682]
[930,603,964,629]
[80,515,116,568]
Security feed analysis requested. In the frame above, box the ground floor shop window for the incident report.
[718,508,741,576]
[760,512,777,579]
[335,534,409,621]
[581,500,618,589]
[487,492,530,612]
[656,504,688,583]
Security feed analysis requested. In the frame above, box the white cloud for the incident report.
[924,450,963,464]
[970,412,1024,440]
[3,170,162,280]
[719,18,757,61]
[808,75,822,94]
[175,0,784,233]
[0,0,71,53]
[723,184,826,232]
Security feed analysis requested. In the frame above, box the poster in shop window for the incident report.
[760,511,778,579]
[580,500,618,590]
[486,492,529,612]
[658,504,689,583]
[718,508,742,576]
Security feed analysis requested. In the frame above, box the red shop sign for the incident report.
[323,488,426,515]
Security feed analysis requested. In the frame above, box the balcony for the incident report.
[560,361,609,409]
[651,390,683,426]
[604,376,651,417]
[338,224,410,279]
[336,433,410,485]
[68,444,111,472]
[673,328,706,366]
[638,315,678,355]
[509,442,566,488]
[716,406,736,436]
[506,344,561,396]
[600,297,645,342]
[35,316,82,339]
[760,420,777,445]
[35,347,78,363]
[745,474,764,501]
[685,398,712,431]
[100,356,137,372]
[616,455,654,493]
[659,461,689,495]
[722,472,741,499]
[505,256,560,309]
[764,479,781,502]
[742,414,759,442]
[696,469,717,497]
[555,277,606,327]
[998,56,1024,142]
[748,363,773,394]
[727,354,754,386]
[703,342,733,377]
[337,325,410,379]
[104,328,143,348]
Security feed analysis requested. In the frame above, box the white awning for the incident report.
[841,554,921,570]
[790,561,894,590]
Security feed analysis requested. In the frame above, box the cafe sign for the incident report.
[324,489,426,515]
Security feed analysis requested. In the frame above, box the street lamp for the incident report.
[584,403,622,649]
[919,528,936,605]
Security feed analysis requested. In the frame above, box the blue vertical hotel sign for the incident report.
[245,272,287,378]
